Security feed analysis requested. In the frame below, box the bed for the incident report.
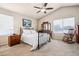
[21,28,49,51]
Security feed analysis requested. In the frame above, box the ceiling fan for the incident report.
[34,3,53,14]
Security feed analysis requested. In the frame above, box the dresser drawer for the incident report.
[8,35,21,46]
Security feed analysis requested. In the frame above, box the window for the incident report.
[0,14,14,35]
[53,17,75,33]
[53,19,63,33]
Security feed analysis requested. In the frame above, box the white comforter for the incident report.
[21,29,38,50]
[21,29,49,51]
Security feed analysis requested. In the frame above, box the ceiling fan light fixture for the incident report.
[34,3,53,14]
[41,9,46,12]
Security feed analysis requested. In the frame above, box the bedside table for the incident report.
[8,34,21,47]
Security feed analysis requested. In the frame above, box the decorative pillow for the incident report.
[23,29,31,34]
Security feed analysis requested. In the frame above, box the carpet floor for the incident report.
[0,40,79,56]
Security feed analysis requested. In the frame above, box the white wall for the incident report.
[38,6,79,40]
[0,7,37,45]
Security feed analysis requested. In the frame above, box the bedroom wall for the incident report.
[0,7,37,45]
[38,6,79,40]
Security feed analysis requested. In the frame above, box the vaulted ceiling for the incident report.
[0,3,79,19]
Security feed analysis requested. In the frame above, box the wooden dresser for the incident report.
[8,34,21,47]
[41,22,52,39]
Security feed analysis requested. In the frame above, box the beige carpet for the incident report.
[0,40,79,56]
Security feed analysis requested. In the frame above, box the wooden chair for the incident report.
[63,29,75,43]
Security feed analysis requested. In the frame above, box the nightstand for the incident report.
[8,34,21,47]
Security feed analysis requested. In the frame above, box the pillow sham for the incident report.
[30,30,37,34]
[23,29,31,34]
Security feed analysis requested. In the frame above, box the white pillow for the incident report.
[30,30,37,34]
[23,29,31,34]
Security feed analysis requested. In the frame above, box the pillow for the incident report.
[23,29,31,34]
[30,30,37,34]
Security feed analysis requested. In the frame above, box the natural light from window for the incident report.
[0,14,14,35]
[53,17,75,33]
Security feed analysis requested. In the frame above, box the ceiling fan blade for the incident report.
[44,3,48,7]
[34,6,41,9]
[44,11,46,14]
[46,8,53,10]
[37,10,41,13]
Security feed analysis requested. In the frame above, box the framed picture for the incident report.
[23,19,31,28]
